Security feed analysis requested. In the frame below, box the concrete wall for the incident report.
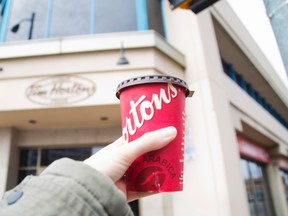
[161,3,249,215]
[0,128,18,196]
[138,2,288,216]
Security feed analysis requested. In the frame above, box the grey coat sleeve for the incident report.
[0,158,133,216]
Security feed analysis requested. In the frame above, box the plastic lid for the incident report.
[116,75,194,98]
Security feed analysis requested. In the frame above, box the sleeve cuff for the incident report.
[41,158,131,216]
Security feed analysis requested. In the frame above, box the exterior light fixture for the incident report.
[11,12,35,40]
[29,119,37,124]
[169,0,220,14]
[100,116,108,121]
[117,42,129,65]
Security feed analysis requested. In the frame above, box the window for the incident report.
[41,148,92,166]
[240,159,275,216]
[18,146,140,215]
[129,200,140,216]
[49,0,90,37]
[6,0,49,41]
[146,0,165,37]
[93,0,137,34]
[18,147,103,183]
[18,149,38,182]
[221,60,288,129]
[279,170,288,207]
[3,0,165,42]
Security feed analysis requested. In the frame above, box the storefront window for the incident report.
[41,148,92,166]
[18,146,139,214]
[19,149,38,167]
[240,159,275,216]
[147,0,165,37]
[93,0,137,34]
[18,147,103,183]
[3,0,165,42]
[49,0,90,38]
[279,170,288,206]
[6,0,48,41]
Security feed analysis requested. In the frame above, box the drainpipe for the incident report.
[262,0,288,75]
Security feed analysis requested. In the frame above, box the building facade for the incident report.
[0,0,287,216]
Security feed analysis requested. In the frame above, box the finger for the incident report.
[121,126,177,162]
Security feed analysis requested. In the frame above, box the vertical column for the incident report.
[266,158,288,216]
[187,11,250,216]
[44,0,53,38]
[136,0,149,31]
[90,0,95,34]
[0,0,12,42]
[160,0,168,39]
[0,128,18,196]
[163,4,250,216]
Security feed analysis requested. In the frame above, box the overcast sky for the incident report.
[227,0,287,87]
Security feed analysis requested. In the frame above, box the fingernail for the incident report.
[160,126,177,139]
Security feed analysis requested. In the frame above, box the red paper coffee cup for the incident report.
[116,75,193,192]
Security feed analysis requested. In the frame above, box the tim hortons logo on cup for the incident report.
[135,166,166,191]
[122,83,178,143]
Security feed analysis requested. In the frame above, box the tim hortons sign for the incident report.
[26,75,96,105]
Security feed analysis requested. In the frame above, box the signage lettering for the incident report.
[26,75,96,105]
[123,83,177,143]
[237,135,270,163]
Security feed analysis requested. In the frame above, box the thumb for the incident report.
[121,126,177,162]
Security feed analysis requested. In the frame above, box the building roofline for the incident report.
[210,1,288,109]
[0,30,186,67]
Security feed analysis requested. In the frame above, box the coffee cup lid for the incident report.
[116,75,194,98]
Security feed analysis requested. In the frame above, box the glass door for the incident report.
[240,159,275,216]
[279,170,288,207]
